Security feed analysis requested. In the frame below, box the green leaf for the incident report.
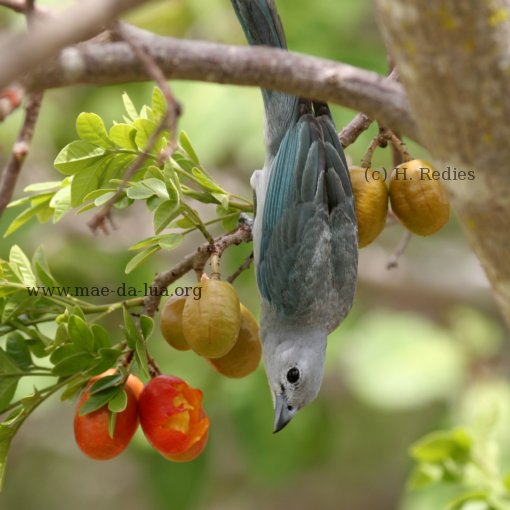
[82,188,116,203]
[6,195,36,209]
[191,166,225,194]
[0,348,22,412]
[128,235,162,251]
[53,323,69,348]
[122,92,139,121]
[151,87,167,121]
[78,387,118,416]
[91,324,111,350]
[94,348,122,371]
[108,410,117,439]
[407,463,443,490]
[25,337,48,358]
[49,344,83,367]
[140,315,154,340]
[135,338,150,377]
[50,184,72,223]
[54,140,106,175]
[153,200,180,234]
[9,245,36,287]
[109,123,138,150]
[123,307,141,349]
[127,178,169,200]
[93,191,117,207]
[2,291,32,323]
[0,426,15,491]
[133,118,157,150]
[179,131,199,165]
[6,333,32,371]
[125,246,160,274]
[0,348,21,376]
[212,192,230,209]
[139,104,153,120]
[76,112,113,148]
[60,379,87,402]
[52,352,96,376]
[70,165,102,207]
[24,181,62,192]
[158,233,184,250]
[68,315,95,352]
[446,492,491,510]
[0,379,19,413]
[410,428,472,464]
[89,372,123,395]
[3,200,51,237]
[174,217,195,228]
[32,246,59,288]
[108,388,127,413]
[172,152,195,173]
[71,306,86,321]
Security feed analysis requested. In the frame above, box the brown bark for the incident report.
[376,0,510,328]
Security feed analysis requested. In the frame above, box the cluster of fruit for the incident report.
[160,277,262,378]
[350,159,450,247]
[74,370,209,462]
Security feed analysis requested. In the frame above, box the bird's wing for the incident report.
[257,107,357,319]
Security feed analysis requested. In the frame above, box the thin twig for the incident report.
[338,67,400,148]
[143,220,253,317]
[0,0,41,217]
[0,0,28,12]
[227,252,254,283]
[87,22,182,234]
[339,112,373,148]
[386,230,412,270]
[386,130,412,162]
[0,0,148,91]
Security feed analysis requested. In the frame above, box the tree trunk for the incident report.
[375,0,510,328]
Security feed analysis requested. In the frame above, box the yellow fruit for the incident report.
[349,166,388,248]
[182,280,241,358]
[159,296,189,351]
[389,159,450,236]
[208,304,261,378]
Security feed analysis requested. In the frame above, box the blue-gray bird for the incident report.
[231,0,358,432]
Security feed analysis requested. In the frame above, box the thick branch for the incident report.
[0,0,147,91]
[19,26,418,142]
[376,0,510,328]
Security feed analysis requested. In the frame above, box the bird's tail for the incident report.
[231,0,298,156]
[231,0,287,49]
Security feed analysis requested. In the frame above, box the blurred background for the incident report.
[0,0,508,509]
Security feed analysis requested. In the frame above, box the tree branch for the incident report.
[16,25,419,143]
[143,220,253,317]
[0,0,147,91]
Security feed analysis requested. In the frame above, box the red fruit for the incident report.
[139,375,209,462]
[73,372,141,460]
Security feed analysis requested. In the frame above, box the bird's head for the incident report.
[262,326,327,433]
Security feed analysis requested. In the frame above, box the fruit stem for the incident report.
[386,131,412,162]
[209,252,221,280]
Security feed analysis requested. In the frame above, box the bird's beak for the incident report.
[273,393,293,433]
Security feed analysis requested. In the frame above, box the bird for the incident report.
[231,0,358,432]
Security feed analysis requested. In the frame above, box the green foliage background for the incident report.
[1,1,509,509]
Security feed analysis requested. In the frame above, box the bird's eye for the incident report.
[286,367,300,384]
